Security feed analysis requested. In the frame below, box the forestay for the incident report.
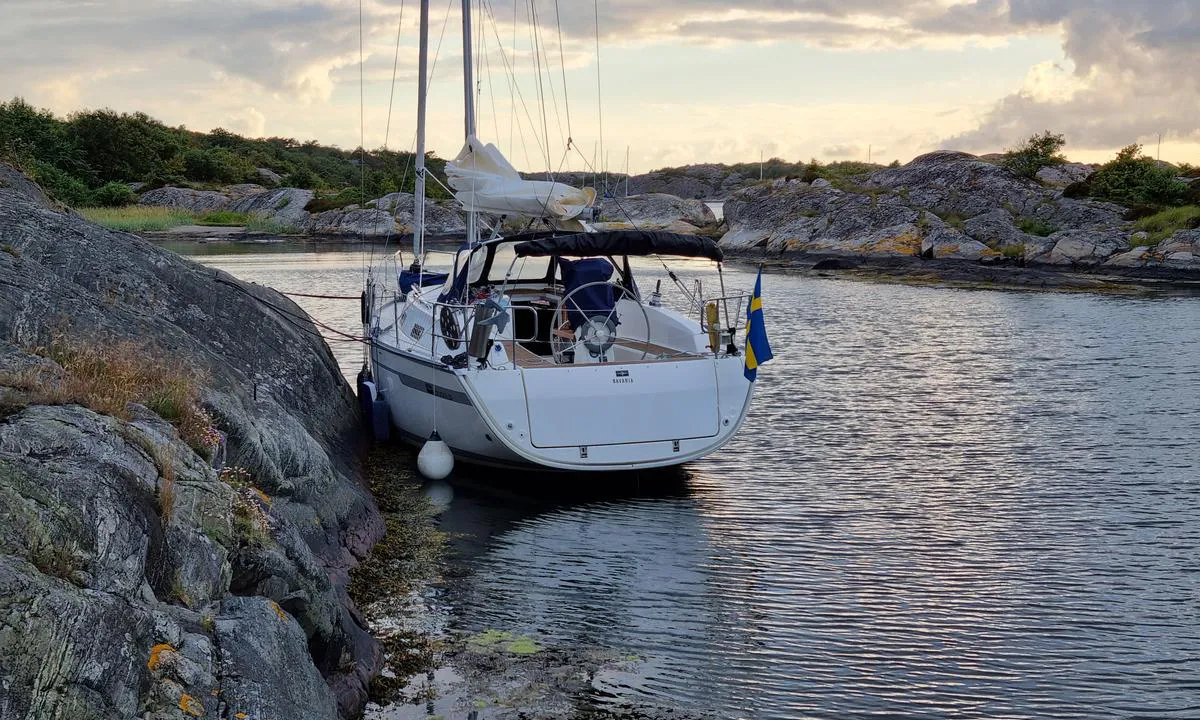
[446,137,597,220]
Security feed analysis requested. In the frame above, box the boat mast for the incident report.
[461,0,478,246]
[414,0,430,266]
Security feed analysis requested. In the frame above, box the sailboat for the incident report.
[361,0,765,475]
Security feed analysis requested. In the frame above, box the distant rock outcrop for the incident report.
[595,193,718,234]
[227,187,315,228]
[367,192,467,236]
[1035,162,1095,188]
[139,186,232,213]
[0,163,383,719]
[307,207,399,238]
[715,150,1200,275]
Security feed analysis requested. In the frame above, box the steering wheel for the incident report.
[551,281,651,364]
[439,306,462,350]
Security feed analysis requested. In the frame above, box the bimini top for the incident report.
[512,230,725,262]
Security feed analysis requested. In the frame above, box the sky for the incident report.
[2,0,1198,173]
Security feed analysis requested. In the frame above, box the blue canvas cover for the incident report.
[399,270,449,294]
[558,258,616,330]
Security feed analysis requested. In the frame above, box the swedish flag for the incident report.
[744,267,773,382]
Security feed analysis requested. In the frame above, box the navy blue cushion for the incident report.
[559,258,616,330]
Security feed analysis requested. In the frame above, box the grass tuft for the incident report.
[195,210,251,226]
[2,337,221,458]
[1000,243,1026,259]
[1132,205,1200,245]
[1017,216,1057,237]
[79,206,197,232]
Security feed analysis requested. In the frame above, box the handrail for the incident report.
[415,298,540,369]
[699,290,751,355]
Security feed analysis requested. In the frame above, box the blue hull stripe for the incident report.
[371,349,474,406]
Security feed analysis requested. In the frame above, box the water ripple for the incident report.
[192,248,1200,719]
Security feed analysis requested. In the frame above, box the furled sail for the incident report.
[446,137,596,220]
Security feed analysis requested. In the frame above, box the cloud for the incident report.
[822,143,872,160]
[1,0,397,101]
[943,1,1200,152]
[1,0,1197,169]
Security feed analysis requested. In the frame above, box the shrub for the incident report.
[68,108,185,183]
[1002,131,1066,179]
[1089,144,1188,207]
[183,147,256,184]
[800,159,823,183]
[91,181,136,207]
[284,167,320,189]
[29,160,93,206]
[1132,205,1200,244]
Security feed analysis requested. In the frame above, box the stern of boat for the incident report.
[458,356,752,470]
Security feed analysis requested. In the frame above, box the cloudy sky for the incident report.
[3,0,1198,172]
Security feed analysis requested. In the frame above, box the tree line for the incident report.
[0,97,451,208]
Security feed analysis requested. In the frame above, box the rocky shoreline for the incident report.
[0,162,386,718]
[136,150,1200,291]
[719,151,1200,281]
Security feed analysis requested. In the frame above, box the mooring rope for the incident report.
[281,292,363,301]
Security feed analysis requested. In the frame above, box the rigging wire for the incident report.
[530,0,566,156]
[358,0,368,270]
[479,0,547,168]
[552,0,573,143]
[594,0,605,196]
[383,1,409,150]
[526,0,552,171]
[370,0,409,269]
[375,0,457,262]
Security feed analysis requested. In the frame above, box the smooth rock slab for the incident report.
[140,187,232,213]
[1031,230,1130,266]
[227,188,314,228]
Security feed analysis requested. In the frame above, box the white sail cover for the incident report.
[446,137,596,220]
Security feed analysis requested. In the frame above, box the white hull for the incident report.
[370,341,754,471]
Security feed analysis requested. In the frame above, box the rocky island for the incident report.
[719,151,1200,282]
[126,152,1199,289]
[0,162,386,719]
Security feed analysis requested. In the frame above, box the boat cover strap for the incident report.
[513,230,724,262]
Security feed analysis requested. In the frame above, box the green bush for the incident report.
[0,98,90,178]
[284,167,321,190]
[29,160,93,206]
[183,148,256,184]
[91,181,137,207]
[1002,131,1066,180]
[1089,144,1188,207]
[68,109,184,183]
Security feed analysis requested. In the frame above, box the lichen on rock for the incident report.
[0,162,385,719]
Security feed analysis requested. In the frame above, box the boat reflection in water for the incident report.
[426,465,762,715]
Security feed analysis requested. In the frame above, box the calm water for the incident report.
[178,241,1200,719]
